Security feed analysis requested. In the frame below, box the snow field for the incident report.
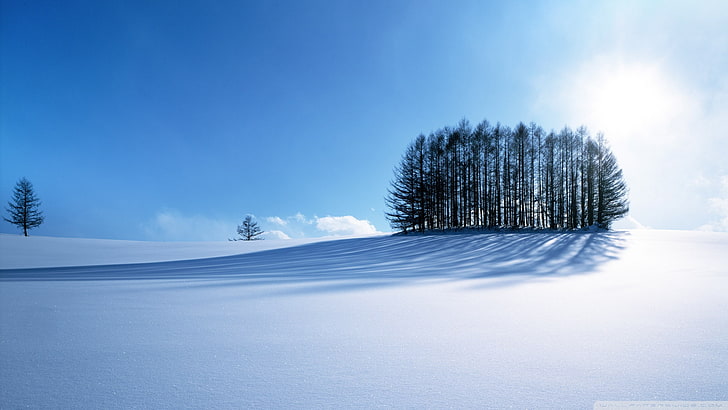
[0,233,343,269]
[1,229,727,408]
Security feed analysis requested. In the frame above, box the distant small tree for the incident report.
[235,215,264,241]
[4,177,44,236]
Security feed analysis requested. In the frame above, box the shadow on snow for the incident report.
[0,232,628,292]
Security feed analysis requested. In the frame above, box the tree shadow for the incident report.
[0,232,628,293]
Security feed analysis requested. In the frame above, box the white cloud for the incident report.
[260,212,312,238]
[260,213,380,238]
[294,212,312,224]
[143,211,377,241]
[315,215,378,236]
[142,210,235,241]
[266,216,287,226]
[261,230,291,240]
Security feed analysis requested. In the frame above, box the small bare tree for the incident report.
[235,215,264,241]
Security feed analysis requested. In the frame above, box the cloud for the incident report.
[261,212,380,238]
[294,212,312,224]
[143,211,379,241]
[266,216,287,226]
[261,230,291,240]
[142,210,235,241]
[315,215,378,236]
[261,212,310,238]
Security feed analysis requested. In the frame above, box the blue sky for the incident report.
[2,0,727,240]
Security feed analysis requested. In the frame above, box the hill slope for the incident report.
[0,234,341,269]
[1,230,727,408]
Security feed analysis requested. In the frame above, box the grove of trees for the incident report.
[386,119,629,233]
[4,177,44,236]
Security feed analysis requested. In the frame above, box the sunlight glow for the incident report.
[585,63,684,139]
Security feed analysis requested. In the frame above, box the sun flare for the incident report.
[587,64,680,137]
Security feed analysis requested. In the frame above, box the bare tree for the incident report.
[235,215,264,241]
[386,118,629,232]
[595,134,629,228]
[4,177,44,236]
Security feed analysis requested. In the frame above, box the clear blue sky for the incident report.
[2,0,727,240]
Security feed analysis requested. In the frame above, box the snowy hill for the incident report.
[1,230,727,408]
[0,234,343,269]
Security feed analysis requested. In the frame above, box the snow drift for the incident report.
[1,230,726,408]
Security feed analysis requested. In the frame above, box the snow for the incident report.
[1,229,727,408]
[0,234,344,269]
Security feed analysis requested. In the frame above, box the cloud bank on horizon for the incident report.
[142,210,379,242]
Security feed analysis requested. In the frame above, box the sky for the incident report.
[1,0,727,240]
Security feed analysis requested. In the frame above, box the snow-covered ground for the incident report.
[1,229,727,408]
[0,234,343,269]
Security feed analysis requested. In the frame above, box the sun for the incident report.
[585,63,681,138]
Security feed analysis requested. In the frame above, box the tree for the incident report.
[385,118,629,232]
[4,177,44,236]
[385,142,423,233]
[594,134,629,228]
[236,215,264,240]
